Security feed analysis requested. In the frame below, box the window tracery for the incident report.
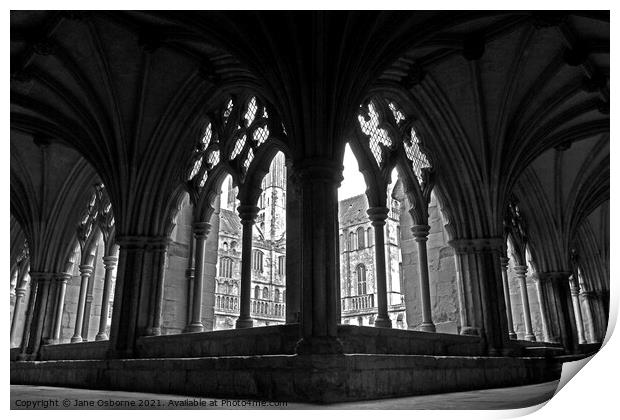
[185,94,284,197]
[355,98,431,186]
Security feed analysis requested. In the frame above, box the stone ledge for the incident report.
[10,354,562,403]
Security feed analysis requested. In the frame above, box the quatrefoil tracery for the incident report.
[186,95,279,195]
[356,98,431,186]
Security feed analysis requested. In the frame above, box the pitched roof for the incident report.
[219,209,242,235]
[338,194,369,226]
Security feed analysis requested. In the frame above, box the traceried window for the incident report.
[219,257,233,278]
[367,227,373,247]
[252,249,264,272]
[358,102,393,167]
[262,287,269,300]
[356,264,367,295]
[254,285,260,299]
[274,289,281,303]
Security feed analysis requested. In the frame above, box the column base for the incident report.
[42,338,54,345]
[145,327,162,336]
[374,316,392,328]
[460,326,479,336]
[235,318,253,329]
[525,334,537,342]
[186,323,204,333]
[508,332,518,340]
[295,336,343,355]
[418,322,436,333]
[95,333,109,341]
[70,336,83,343]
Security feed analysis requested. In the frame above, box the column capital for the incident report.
[536,271,571,283]
[28,272,54,283]
[513,264,528,277]
[292,158,344,185]
[192,221,212,239]
[79,264,94,276]
[580,290,595,299]
[448,237,504,254]
[411,224,431,241]
[237,205,260,224]
[56,272,71,283]
[499,256,509,269]
[116,235,170,250]
[102,255,118,269]
[367,207,389,225]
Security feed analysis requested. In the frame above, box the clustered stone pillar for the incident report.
[51,273,70,343]
[24,272,53,358]
[569,277,587,344]
[236,205,259,329]
[108,236,170,358]
[537,272,578,353]
[450,238,509,355]
[10,271,30,347]
[285,170,302,324]
[294,161,343,354]
[187,222,211,332]
[514,265,536,341]
[146,242,169,336]
[411,224,435,332]
[95,255,118,341]
[533,274,553,342]
[500,256,517,340]
[71,264,93,343]
[579,290,599,343]
[367,207,392,328]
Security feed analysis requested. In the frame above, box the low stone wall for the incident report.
[10,354,563,403]
[135,324,300,358]
[39,341,110,361]
[338,325,483,355]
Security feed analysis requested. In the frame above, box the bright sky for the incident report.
[338,143,367,200]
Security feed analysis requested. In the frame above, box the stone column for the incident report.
[51,273,70,343]
[108,236,170,358]
[285,168,302,324]
[411,224,435,332]
[95,256,117,341]
[580,291,599,343]
[450,238,508,355]
[186,222,211,332]
[569,278,587,344]
[24,272,53,358]
[537,272,578,353]
[294,161,343,354]
[71,264,93,343]
[236,205,259,329]
[514,265,536,341]
[10,273,29,347]
[145,242,169,336]
[500,257,517,339]
[367,207,392,328]
[182,227,195,332]
[533,274,554,342]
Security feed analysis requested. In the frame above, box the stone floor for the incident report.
[11,381,559,410]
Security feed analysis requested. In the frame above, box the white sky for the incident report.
[338,143,367,200]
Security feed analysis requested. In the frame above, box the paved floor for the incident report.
[11,381,559,410]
